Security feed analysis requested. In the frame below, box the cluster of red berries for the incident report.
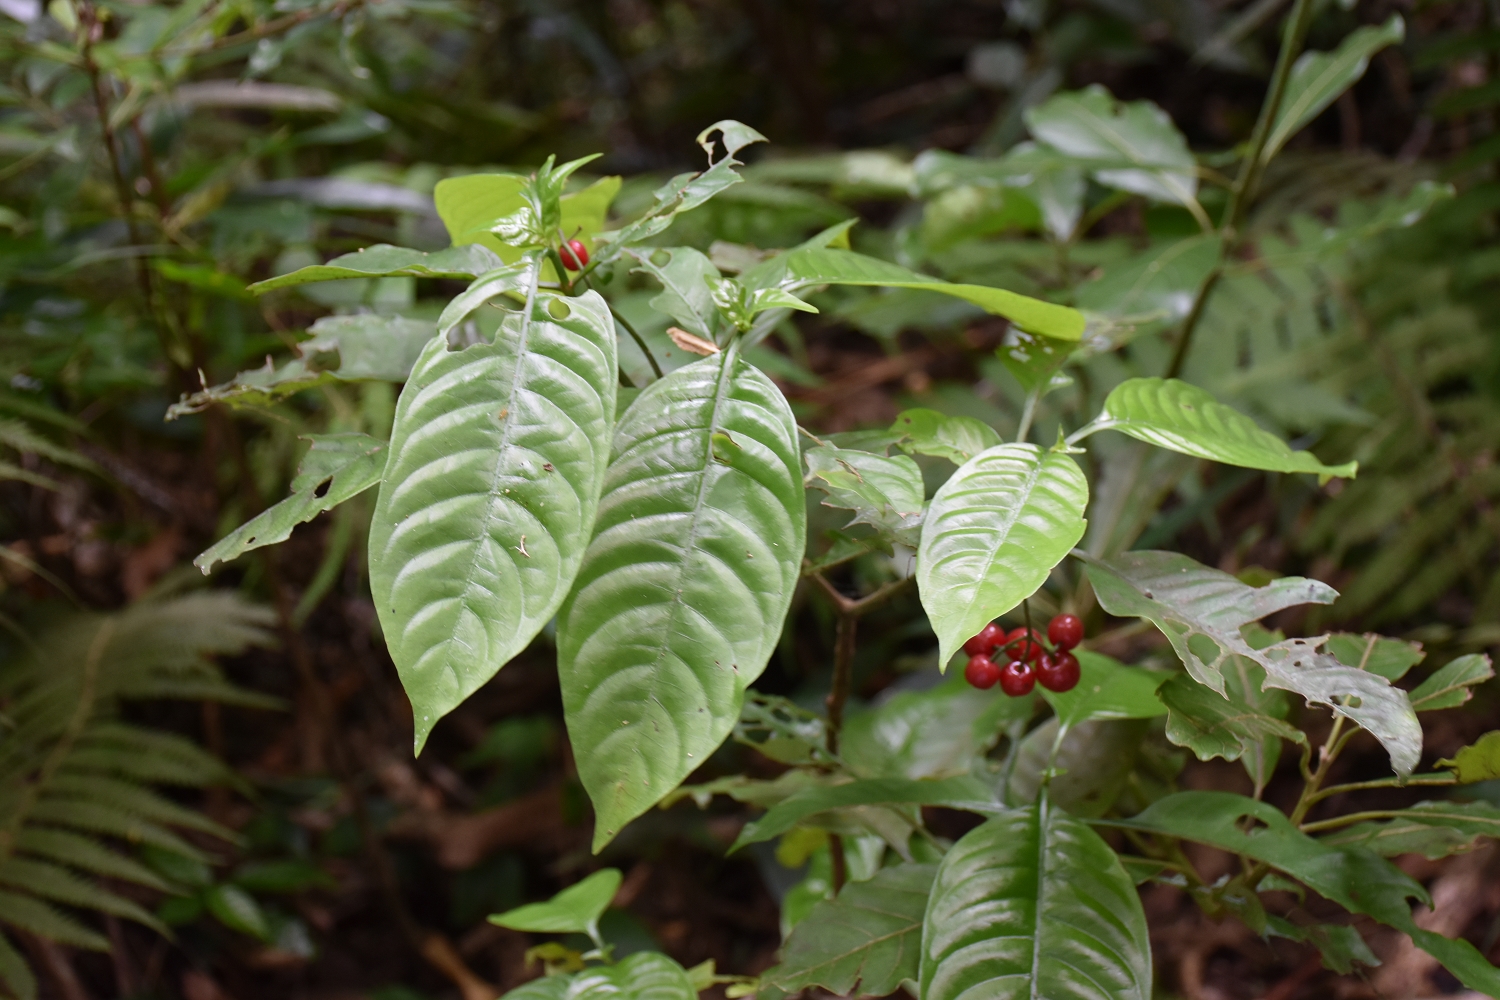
[559,239,590,270]
[963,614,1083,696]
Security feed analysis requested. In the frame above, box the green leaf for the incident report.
[763,863,936,997]
[917,444,1088,670]
[489,869,622,937]
[195,433,386,573]
[1006,718,1148,817]
[557,347,805,851]
[889,409,1002,465]
[1158,667,1304,794]
[804,445,925,547]
[0,858,163,933]
[0,890,108,951]
[994,328,1074,396]
[740,247,1085,340]
[1094,378,1358,479]
[1040,650,1169,731]
[628,247,721,340]
[0,931,36,1000]
[205,884,271,941]
[370,291,618,752]
[1436,731,1500,783]
[248,244,503,293]
[919,802,1152,1000]
[1324,632,1425,680]
[436,173,621,261]
[1085,550,1421,775]
[168,315,436,417]
[1025,85,1199,211]
[1075,236,1223,331]
[1322,800,1500,859]
[515,952,695,1000]
[1114,790,1500,994]
[13,828,170,891]
[730,776,999,853]
[1263,16,1406,163]
[437,263,533,337]
[1409,654,1493,711]
[1264,918,1380,975]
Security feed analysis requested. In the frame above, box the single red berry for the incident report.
[965,655,1002,690]
[997,659,1036,697]
[963,622,1005,657]
[1047,613,1083,651]
[1037,651,1081,693]
[560,239,590,270]
[1006,627,1047,663]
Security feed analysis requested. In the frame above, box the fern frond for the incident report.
[0,858,165,934]
[0,932,37,1000]
[0,891,108,951]
[13,829,170,891]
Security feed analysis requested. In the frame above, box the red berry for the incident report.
[1037,651,1081,693]
[560,239,590,270]
[1048,613,1083,651]
[997,659,1036,697]
[963,622,1004,657]
[965,655,1002,690]
[1005,627,1047,663]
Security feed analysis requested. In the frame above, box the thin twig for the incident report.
[612,308,664,380]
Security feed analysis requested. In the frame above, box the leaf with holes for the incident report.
[1085,550,1421,774]
[763,863,936,998]
[1437,732,1500,783]
[804,445,925,547]
[196,434,386,573]
[1158,664,1303,795]
[628,246,721,341]
[370,291,617,752]
[248,243,502,293]
[1324,633,1425,681]
[889,409,1002,466]
[1094,378,1357,479]
[1321,800,1500,859]
[557,347,804,850]
[918,444,1088,670]
[920,802,1151,1000]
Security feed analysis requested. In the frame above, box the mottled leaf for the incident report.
[1158,666,1304,794]
[804,445,925,547]
[248,243,502,293]
[889,408,1002,465]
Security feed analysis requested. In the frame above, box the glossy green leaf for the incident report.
[1409,654,1493,711]
[920,802,1151,1000]
[248,243,502,293]
[763,863,936,998]
[730,776,998,853]
[501,952,694,1000]
[628,246,720,340]
[168,315,436,417]
[436,173,621,261]
[918,444,1088,670]
[437,263,533,337]
[889,409,1002,465]
[1006,718,1147,817]
[740,247,1085,340]
[1263,16,1406,163]
[1025,86,1199,210]
[1158,666,1304,794]
[1085,550,1421,775]
[1114,791,1500,994]
[195,433,386,573]
[1437,731,1500,783]
[994,328,1074,395]
[557,347,805,851]
[489,869,621,937]
[1094,378,1358,478]
[205,884,271,941]
[1041,650,1169,731]
[804,445,925,547]
[370,291,618,752]
[1322,800,1500,859]
[1324,632,1426,681]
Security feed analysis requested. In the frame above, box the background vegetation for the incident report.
[0,0,1498,998]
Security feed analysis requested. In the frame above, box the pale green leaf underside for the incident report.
[1322,799,1500,859]
[557,349,805,851]
[499,952,696,1000]
[1097,378,1357,478]
[918,443,1088,669]
[488,868,622,934]
[920,802,1151,1000]
[764,863,937,997]
[741,247,1085,340]
[370,292,617,752]
[248,243,503,293]
[196,433,386,573]
[730,775,997,852]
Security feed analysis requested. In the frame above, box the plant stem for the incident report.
[1015,384,1042,443]
[1298,809,1417,835]
[1164,0,1318,380]
[1305,772,1457,807]
[612,308,664,380]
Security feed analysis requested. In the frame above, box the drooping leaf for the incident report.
[437,263,533,338]
[248,243,503,293]
[1436,732,1500,783]
[889,409,1002,465]
[740,247,1086,340]
[1006,718,1149,817]
[1085,550,1422,775]
[1262,16,1406,163]
[195,433,386,573]
[804,446,925,547]
[557,347,805,851]
[1158,666,1304,794]
[1093,378,1358,479]
[1025,86,1199,211]
[168,315,436,417]
[1113,791,1500,994]
[730,776,998,853]
[994,328,1074,396]
[763,863,936,998]
[370,291,618,752]
[918,444,1088,670]
[1075,236,1223,332]
[1324,632,1425,681]
[1264,917,1381,975]
[1040,650,1169,731]
[489,869,622,937]
[1321,800,1500,859]
[920,802,1152,1000]
[1409,654,1494,711]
